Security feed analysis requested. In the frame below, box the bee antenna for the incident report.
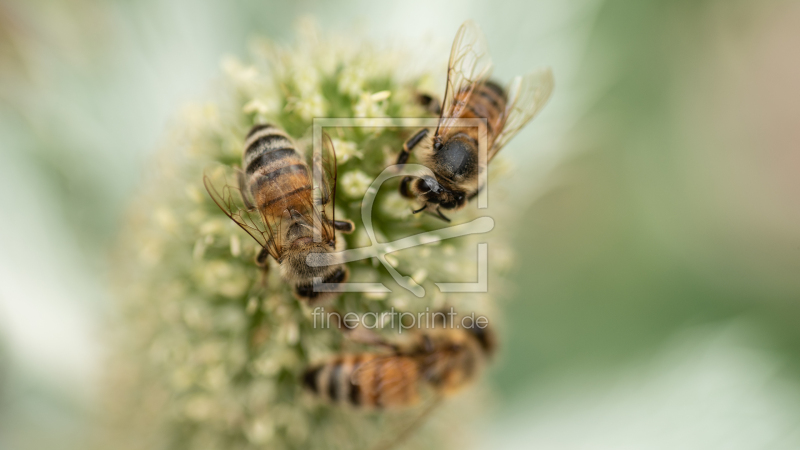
[435,207,451,223]
[412,205,427,214]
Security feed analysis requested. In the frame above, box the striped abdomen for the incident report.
[453,81,508,146]
[303,354,421,408]
[243,124,312,218]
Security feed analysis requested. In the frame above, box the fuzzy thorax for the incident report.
[279,243,343,282]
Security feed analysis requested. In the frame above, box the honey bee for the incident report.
[302,317,495,408]
[397,20,554,221]
[204,124,354,303]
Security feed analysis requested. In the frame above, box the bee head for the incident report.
[418,175,444,196]
[463,320,496,357]
[436,190,466,210]
[413,176,466,211]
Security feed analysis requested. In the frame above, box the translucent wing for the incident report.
[370,396,443,450]
[490,68,554,159]
[203,162,282,260]
[434,20,494,140]
[350,355,421,407]
[310,132,338,243]
[313,134,338,215]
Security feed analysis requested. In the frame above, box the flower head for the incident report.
[104,19,509,450]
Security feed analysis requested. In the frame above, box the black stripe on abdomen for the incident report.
[349,356,363,405]
[246,123,273,139]
[467,95,502,120]
[252,164,308,190]
[484,81,505,97]
[264,186,312,208]
[477,86,503,110]
[244,133,294,163]
[464,100,501,136]
[245,148,298,175]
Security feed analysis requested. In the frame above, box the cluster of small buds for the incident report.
[103,20,510,450]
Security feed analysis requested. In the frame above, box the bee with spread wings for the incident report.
[204,125,354,304]
[398,20,554,221]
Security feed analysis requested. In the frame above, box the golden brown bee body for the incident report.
[242,124,315,223]
[204,124,354,304]
[303,322,495,408]
[397,21,554,222]
[304,354,421,407]
[400,81,509,216]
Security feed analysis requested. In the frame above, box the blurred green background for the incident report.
[2,0,800,449]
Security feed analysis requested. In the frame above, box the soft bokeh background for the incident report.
[2,0,800,449]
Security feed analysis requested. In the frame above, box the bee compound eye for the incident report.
[421,176,441,194]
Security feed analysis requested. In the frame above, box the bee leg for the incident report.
[432,207,451,223]
[330,219,355,233]
[396,128,429,165]
[255,248,271,288]
[412,204,427,214]
[255,248,270,267]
